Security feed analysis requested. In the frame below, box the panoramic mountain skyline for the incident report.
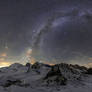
[0,0,92,67]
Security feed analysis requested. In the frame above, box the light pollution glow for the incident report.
[0,52,12,67]
[0,61,12,67]
[0,53,7,57]
[0,49,92,68]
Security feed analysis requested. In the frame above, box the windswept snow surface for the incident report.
[0,63,92,92]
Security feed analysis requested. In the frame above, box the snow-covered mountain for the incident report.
[0,62,92,92]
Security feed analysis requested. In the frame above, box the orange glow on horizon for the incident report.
[43,61,55,66]
[0,61,12,67]
[84,63,92,68]
[30,57,36,64]
[1,53,7,57]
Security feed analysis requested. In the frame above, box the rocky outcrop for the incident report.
[26,63,31,73]
[31,62,41,69]
[43,65,67,85]
[86,68,92,75]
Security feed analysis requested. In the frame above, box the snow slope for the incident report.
[0,63,92,92]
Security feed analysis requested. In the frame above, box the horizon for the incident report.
[0,0,92,68]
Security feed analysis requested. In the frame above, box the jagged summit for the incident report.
[9,63,24,68]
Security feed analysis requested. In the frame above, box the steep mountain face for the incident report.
[43,65,67,86]
[0,62,91,92]
[55,63,87,80]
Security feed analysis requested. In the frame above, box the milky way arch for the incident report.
[32,9,92,65]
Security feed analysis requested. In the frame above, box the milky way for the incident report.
[32,9,92,65]
[0,0,92,65]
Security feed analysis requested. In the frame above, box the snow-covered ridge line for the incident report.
[0,62,92,92]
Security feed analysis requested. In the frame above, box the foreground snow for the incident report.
[0,63,92,92]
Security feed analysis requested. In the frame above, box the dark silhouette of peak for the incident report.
[86,68,92,74]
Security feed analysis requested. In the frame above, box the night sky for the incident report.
[0,0,92,66]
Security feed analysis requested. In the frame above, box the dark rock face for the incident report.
[26,63,31,67]
[44,66,62,79]
[42,63,89,86]
[2,79,22,87]
[31,62,41,69]
[26,63,31,73]
[70,64,87,73]
[44,65,67,85]
[55,63,88,81]
[31,62,42,74]
[86,68,92,74]
[1,77,30,88]
[31,62,46,69]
